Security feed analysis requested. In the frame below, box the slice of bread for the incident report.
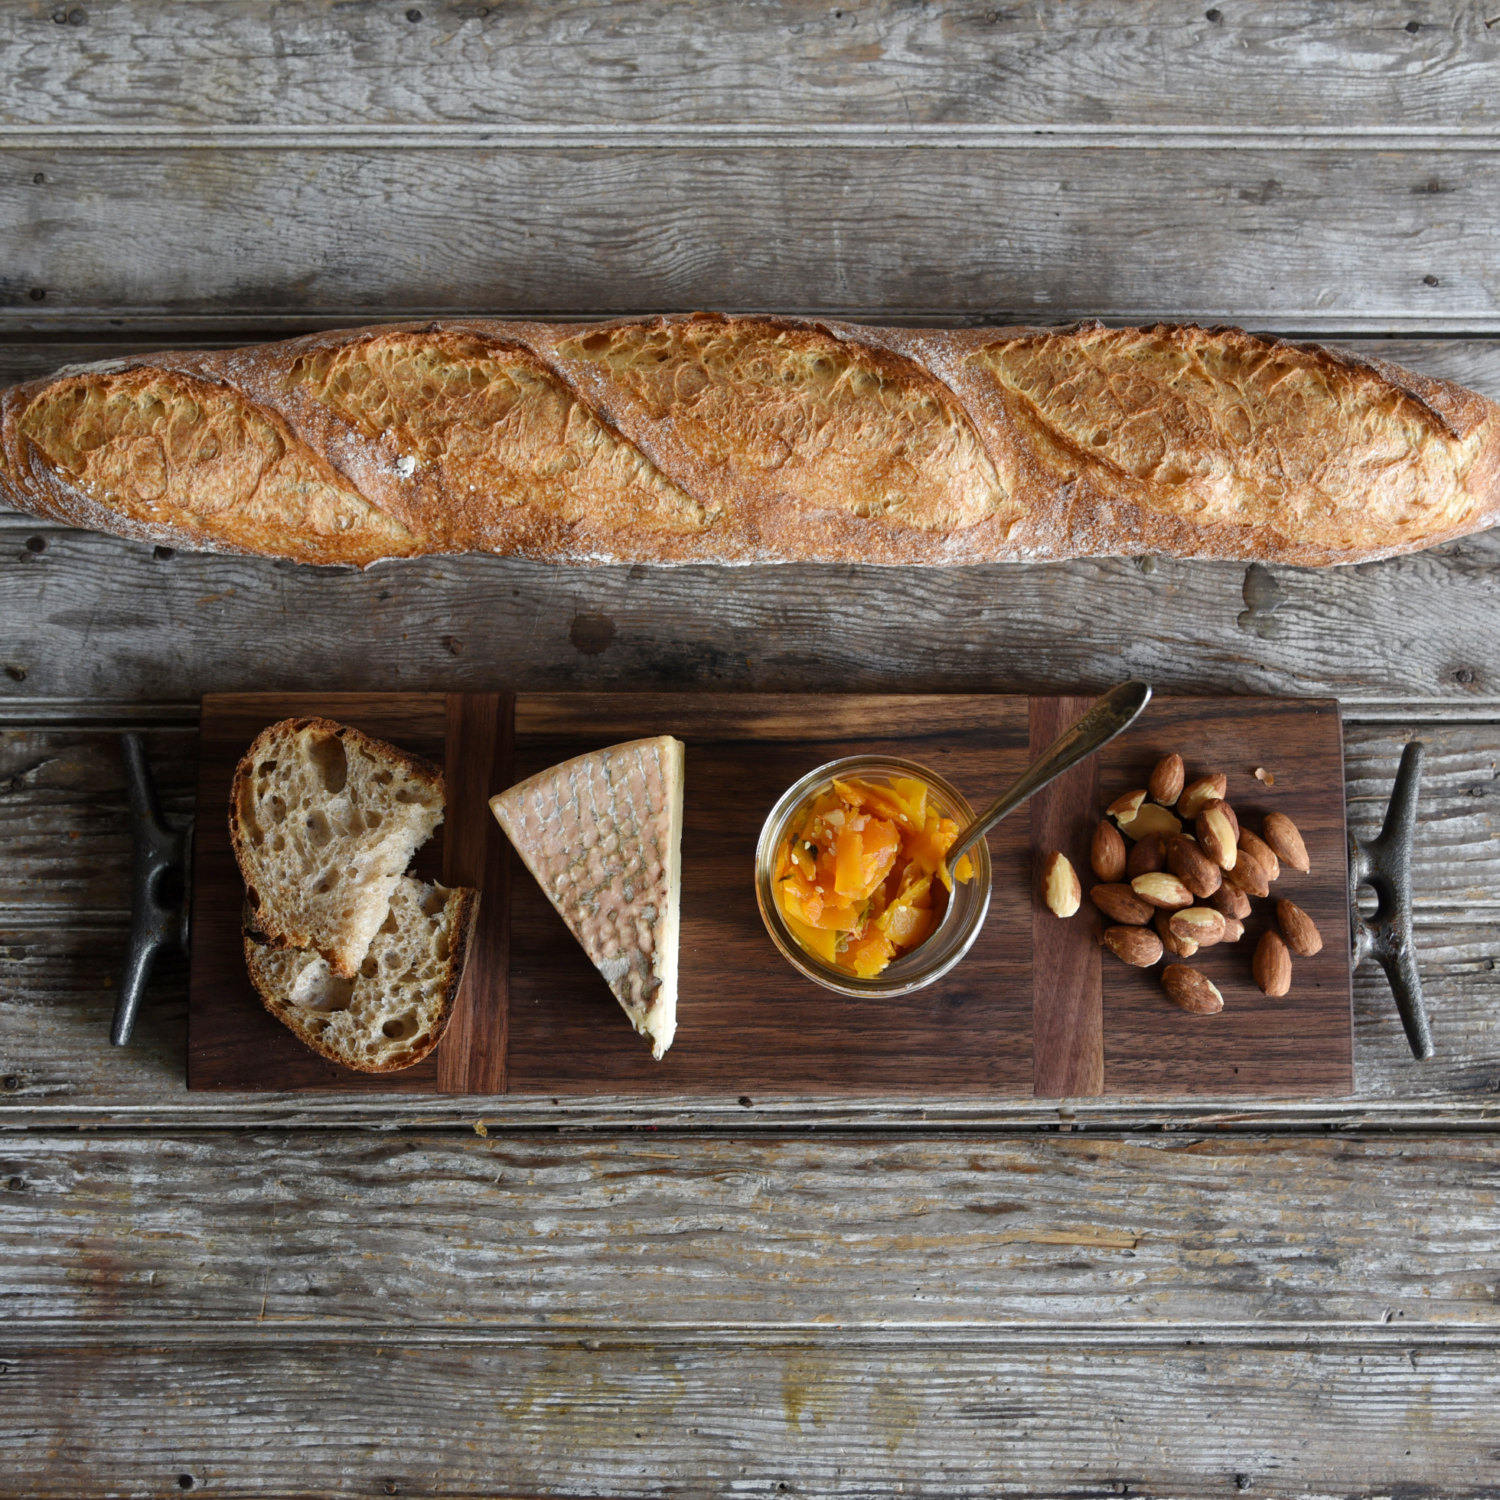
[244,876,478,1072]
[229,717,445,977]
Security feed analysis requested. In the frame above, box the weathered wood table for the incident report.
[2,3,1498,1494]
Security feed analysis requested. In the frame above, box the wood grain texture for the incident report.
[1,528,1497,708]
[437,692,511,1092]
[9,1129,1500,1329]
[3,0,1497,134]
[4,147,1500,329]
[1029,696,1103,1098]
[3,1339,1500,1498]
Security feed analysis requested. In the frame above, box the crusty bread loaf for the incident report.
[245,875,478,1073]
[229,717,446,978]
[3,315,1497,567]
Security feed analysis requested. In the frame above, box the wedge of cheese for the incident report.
[490,735,684,1059]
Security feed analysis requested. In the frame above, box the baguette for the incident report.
[2,314,1496,567]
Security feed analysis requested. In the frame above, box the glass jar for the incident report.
[754,754,993,998]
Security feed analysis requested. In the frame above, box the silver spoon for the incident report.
[943,679,1154,882]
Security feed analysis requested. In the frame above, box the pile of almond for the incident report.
[1040,753,1321,1014]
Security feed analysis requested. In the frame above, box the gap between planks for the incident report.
[7,1320,1500,1351]
[0,698,1497,728]
[10,124,1500,151]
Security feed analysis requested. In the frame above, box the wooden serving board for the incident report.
[188,692,1353,1098]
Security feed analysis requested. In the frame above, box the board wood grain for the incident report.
[185,691,1351,1098]
[1030,695,1104,1098]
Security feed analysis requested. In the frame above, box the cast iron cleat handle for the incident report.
[1349,740,1430,1060]
[114,732,192,1046]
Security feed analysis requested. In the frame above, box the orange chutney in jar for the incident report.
[771,775,974,979]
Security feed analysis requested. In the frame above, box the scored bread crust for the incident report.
[244,882,479,1073]
[228,716,445,974]
[2,314,1498,567]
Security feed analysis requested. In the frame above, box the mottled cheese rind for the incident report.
[490,735,684,1059]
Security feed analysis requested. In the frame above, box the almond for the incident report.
[1090,819,1128,882]
[1237,828,1281,883]
[1263,812,1311,873]
[1104,925,1164,968]
[1219,800,1240,840]
[1169,906,1227,948]
[1148,753,1186,807]
[1177,773,1227,820]
[1041,851,1082,918]
[1126,832,1167,880]
[1107,788,1147,824]
[1209,883,1251,921]
[1253,930,1292,997]
[1276,898,1324,957]
[1224,848,1270,899]
[1091,883,1154,926]
[1117,802,1183,842]
[1221,916,1245,944]
[1166,834,1222,899]
[1130,871,1194,910]
[1161,964,1224,1015]
[1156,909,1198,958]
[1196,801,1238,870]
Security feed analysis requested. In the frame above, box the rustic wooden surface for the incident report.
[2,1,1499,1493]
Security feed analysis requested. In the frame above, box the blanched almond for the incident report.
[1117,802,1183,842]
[1169,906,1227,948]
[1126,832,1167,880]
[1131,871,1194,910]
[1276,898,1324,956]
[1196,801,1238,870]
[1041,851,1082,918]
[1263,812,1311,873]
[1166,834,1222,899]
[1108,789,1147,824]
[1237,828,1281,883]
[1162,964,1224,1014]
[1104,925,1164,968]
[1224,848,1270,899]
[1091,819,1128,882]
[1091,883,1154,925]
[1148,753,1186,806]
[1253,930,1292,997]
[1177,773,1227,819]
[1209,883,1251,921]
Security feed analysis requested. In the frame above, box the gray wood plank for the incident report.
[2,0,1497,135]
[6,1128,1500,1329]
[3,1338,1499,1497]
[4,147,1500,330]
[2,527,1496,705]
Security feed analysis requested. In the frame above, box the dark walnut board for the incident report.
[188,692,1352,1098]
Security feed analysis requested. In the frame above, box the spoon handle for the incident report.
[945,680,1153,873]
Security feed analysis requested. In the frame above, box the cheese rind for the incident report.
[491,735,684,1058]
